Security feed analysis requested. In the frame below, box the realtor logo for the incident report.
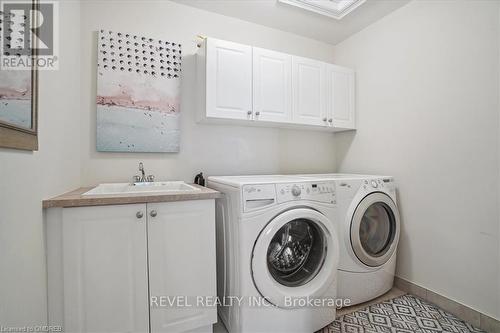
[0,1,59,70]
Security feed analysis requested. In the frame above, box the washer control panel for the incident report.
[276,182,336,205]
[242,184,277,212]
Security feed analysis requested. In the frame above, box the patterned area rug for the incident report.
[320,294,485,333]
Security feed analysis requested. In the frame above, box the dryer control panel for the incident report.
[276,181,336,205]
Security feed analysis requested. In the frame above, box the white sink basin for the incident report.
[83,181,201,196]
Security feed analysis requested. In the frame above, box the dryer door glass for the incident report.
[359,202,395,256]
[267,219,326,287]
[351,192,400,267]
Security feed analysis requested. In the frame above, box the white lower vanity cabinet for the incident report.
[147,201,217,333]
[46,200,217,333]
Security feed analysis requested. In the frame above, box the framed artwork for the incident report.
[96,29,182,153]
[0,0,39,151]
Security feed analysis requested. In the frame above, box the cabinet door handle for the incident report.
[328,118,333,123]
[322,117,327,122]
[247,111,252,116]
[255,111,260,116]
[136,211,144,219]
[150,210,157,218]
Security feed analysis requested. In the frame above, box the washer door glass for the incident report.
[351,192,400,267]
[252,208,339,308]
[267,218,326,287]
[359,202,395,256]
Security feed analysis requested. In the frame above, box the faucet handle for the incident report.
[133,175,141,183]
[147,175,155,182]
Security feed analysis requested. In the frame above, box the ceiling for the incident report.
[172,0,410,45]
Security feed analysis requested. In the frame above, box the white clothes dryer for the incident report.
[296,174,401,306]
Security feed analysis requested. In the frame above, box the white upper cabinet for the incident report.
[204,38,253,120]
[253,47,292,123]
[326,64,355,129]
[197,37,355,131]
[292,56,326,126]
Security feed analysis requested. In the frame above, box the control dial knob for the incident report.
[291,185,302,197]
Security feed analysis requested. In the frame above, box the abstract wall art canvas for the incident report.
[96,29,182,152]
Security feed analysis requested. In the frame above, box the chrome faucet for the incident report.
[134,162,155,183]
[139,162,146,182]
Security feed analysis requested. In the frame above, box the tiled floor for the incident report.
[213,288,405,333]
[336,287,406,317]
[212,288,484,333]
[395,276,499,331]
[320,294,485,333]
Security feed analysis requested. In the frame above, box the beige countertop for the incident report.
[43,184,221,208]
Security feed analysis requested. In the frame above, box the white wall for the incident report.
[0,1,81,326]
[498,2,500,321]
[79,0,338,185]
[333,0,500,319]
[0,1,338,325]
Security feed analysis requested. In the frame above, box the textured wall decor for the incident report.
[96,29,182,152]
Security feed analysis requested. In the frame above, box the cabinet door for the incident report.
[292,56,326,126]
[253,47,292,123]
[206,39,253,120]
[326,64,355,129]
[148,200,217,333]
[62,204,149,333]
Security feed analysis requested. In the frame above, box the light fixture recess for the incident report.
[278,0,367,20]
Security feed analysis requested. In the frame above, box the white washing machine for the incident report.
[207,175,340,333]
[297,174,401,306]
